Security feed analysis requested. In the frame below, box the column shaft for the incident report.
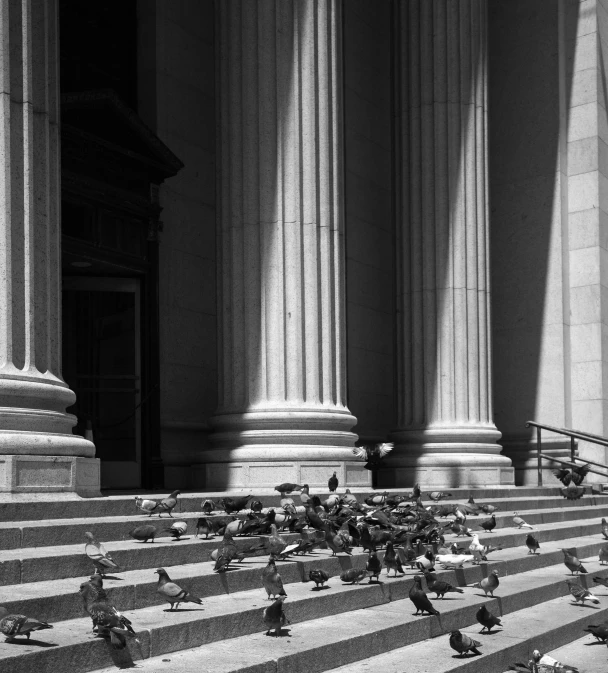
[385,0,513,487]
[0,0,99,495]
[203,0,364,490]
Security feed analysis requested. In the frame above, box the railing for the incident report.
[525,420,608,486]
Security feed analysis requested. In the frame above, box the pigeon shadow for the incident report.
[583,639,606,646]
[475,593,492,599]
[264,628,292,638]
[103,638,137,668]
[163,608,205,613]
[479,629,502,636]
[3,639,58,648]
[311,586,330,592]
[98,575,123,581]
[451,652,482,659]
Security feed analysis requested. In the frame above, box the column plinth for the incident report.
[198,0,366,490]
[381,0,513,488]
[0,0,99,496]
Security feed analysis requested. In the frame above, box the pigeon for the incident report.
[128,525,157,543]
[328,472,339,492]
[340,568,368,584]
[600,544,608,565]
[409,576,440,616]
[325,528,352,556]
[560,481,586,500]
[583,621,608,642]
[476,569,499,597]
[164,521,187,540]
[513,512,533,529]
[526,533,540,555]
[364,491,389,507]
[268,524,288,556]
[274,483,302,494]
[149,490,180,517]
[195,517,220,539]
[553,463,591,486]
[308,569,330,588]
[155,568,203,610]
[478,514,496,533]
[341,489,359,507]
[508,650,579,672]
[263,596,290,636]
[449,630,482,657]
[451,522,473,537]
[566,579,599,604]
[428,491,451,502]
[79,576,137,649]
[84,532,120,576]
[0,607,53,642]
[478,503,498,514]
[201,499,215,514]
[135,497,157,516]
[219,495,251,514]
[383,541,405,576]
[424,572,464,599]
[262,556,287,600]
[476,604,502,633]
[366,550,382,582]
[531,650,579,672]
[562,548,587,574]
[436,554,473,569]
[601,518,608,540]
[415,548,435,572]
[468,534,486,563]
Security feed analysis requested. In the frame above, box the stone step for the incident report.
[2,496,607,551]
[0,527,606,625]
[1,507,606,586]
[326,593,608,673]
[75,554,608,673]
[0,486,594,522]
[504,631,605,673]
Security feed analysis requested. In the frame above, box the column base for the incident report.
[0,455,101,497]
[501,436,574,486]
[381,425,514,488]
[191,457,370,490]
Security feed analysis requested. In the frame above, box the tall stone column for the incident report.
[201,0,366,490]
[382,0,513,488]
[0,0,99,496]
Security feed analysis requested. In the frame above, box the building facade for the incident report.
[0,0,603,495]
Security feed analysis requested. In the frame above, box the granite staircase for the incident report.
[0,487,607,673]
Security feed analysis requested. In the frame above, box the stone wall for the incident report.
[138,0,216,487]
[343,0,395,446]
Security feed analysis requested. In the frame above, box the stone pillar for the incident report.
[200,0,366,490]
[381,0,513,488]
[0,0,100,496]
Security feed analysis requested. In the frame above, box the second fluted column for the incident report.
[200,0,365,489]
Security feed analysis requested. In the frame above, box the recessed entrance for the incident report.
[63,277,142,489]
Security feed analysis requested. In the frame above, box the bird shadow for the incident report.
[452,652,482,659]
[163,608,205,613]
[479,629,502,636]
[584,640,606,646]
[99,575,123,581]
[264,628,291,638]
[571,602,600,609]
[3,639,58,648]
[311,586,330,592]
[475,593,492,599]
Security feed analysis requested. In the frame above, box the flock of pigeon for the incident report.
[0,462,603,672]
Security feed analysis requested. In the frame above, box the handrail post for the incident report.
[537,426,543,486]
[571,435,576,463]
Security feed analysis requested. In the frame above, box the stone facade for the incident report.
[1,0,607,493]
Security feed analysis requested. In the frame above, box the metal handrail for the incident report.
[525,420,608,486]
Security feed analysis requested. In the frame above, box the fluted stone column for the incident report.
[201,0,366,490]
[0,0,100,496]
[381,0,513,488]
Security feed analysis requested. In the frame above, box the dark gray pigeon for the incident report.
[450,630,482,657]
[409,576,439,616]
[476,604,502,633]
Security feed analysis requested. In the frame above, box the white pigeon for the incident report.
[84,532,120,575]
[512,512,533,529]
[135,496,157,516]
[436,553,474,569]
[468,534,485,563]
